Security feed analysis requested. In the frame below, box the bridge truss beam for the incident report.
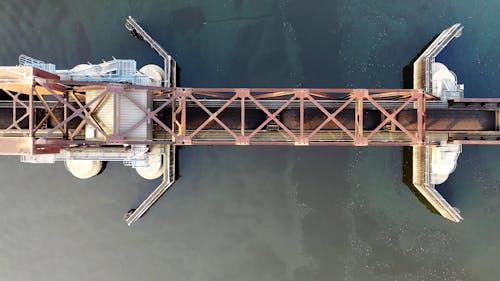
[0,76,428,152]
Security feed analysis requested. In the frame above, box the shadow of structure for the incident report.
[401,146,440,215]
[401,34,439,89]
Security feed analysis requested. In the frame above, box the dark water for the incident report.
[0,1,499,280]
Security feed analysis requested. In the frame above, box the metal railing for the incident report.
[19,54,56,73]
[124,145,176,225]
[125,16,176,87]
[413,24,463,96]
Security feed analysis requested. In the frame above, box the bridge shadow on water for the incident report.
[401,147,440,216]
[401,33,441,89]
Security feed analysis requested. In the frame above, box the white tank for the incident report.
[135,145,164,180]
[64,160,103,179]
[430,143,462,185]
[139,64,165,87]
[71,64,92,72]
[432,62,458,98]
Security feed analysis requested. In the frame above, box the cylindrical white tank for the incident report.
[135,145,164,180]
[71,64,91,72]
[432,62,458,98]
[139,64,165,87]
[64,160,103,179]
[430,144,462,185]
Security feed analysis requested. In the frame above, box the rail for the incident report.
[125,16,176,87]
[413,23,463,95]
[124,145,175,225]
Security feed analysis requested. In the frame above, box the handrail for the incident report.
[125,16,176,87]
[124,145,176,225]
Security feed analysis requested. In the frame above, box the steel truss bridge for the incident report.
[0,18,497,225]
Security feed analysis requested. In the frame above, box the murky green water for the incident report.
[0,1,499,280]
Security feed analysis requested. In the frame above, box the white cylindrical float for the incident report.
[139,64,165,87]
[430,143,462,185]
[135,145,164,180]
[432,62,458,99]
[64,160,103,179]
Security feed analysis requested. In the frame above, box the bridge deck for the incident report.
[0,70,498,151]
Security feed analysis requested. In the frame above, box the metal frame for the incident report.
[124,144,176,226]
[171,88,427,146]
[125,16,176,87]
[0,70,499,154]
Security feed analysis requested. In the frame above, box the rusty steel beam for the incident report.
[2,75,497,149]
[166,88,426,146]
[7,85,429,147]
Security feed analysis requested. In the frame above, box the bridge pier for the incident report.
[409,23,466,222]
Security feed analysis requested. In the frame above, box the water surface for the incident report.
[0,1,498,280]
